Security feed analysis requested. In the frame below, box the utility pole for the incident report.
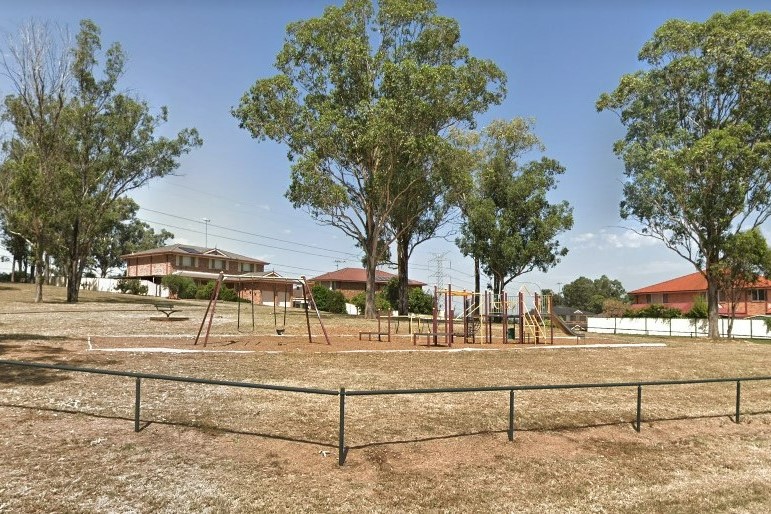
[202,218,211,247]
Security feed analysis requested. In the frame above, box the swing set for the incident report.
[194,273,330,346]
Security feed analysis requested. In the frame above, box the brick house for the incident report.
[309,267,427,299]
[629,271,771,318]
[122,244,293,304]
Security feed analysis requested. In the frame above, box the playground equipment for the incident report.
[413,284,559,346]
[194,273,330,346]
[358,310,392,342]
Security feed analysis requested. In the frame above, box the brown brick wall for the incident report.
[126,254,265,277]
[633,289,771,318]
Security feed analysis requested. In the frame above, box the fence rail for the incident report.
[1,359,770,466]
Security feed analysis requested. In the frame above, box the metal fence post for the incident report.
[635,385,642,433]
[508,390,515,441]
[134,377,141,432]
[339,387,346,465]
[735,380,741,424]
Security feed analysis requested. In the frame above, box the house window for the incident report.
[662,293,669,303]
[240,262,253,273]
[209,259,226,270]
[645,294,652,304]
[176,255,197,267]
[750,289,767,302]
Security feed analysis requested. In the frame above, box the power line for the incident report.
[139,218,359,261]
[141,207,360,258]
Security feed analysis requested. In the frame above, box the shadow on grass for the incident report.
[0,402,337,448]
[2,401,769,464]
[347,410,771,451]
[0,334,69,344]
[0,354,123,385]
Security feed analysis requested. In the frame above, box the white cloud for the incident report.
[282,229,292,235]
[571,229,659,250]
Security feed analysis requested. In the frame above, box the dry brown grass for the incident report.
[2,283,771,512]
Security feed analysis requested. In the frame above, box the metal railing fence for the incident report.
[1,359,769,465]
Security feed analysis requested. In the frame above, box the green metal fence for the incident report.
[1,359,769,465]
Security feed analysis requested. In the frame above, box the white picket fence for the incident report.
[588,317,771,339]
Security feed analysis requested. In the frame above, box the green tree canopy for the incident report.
[713,228,771,333]
[233,0,505,317]
[597,10,771,338]
[562,275,626,313]
[1,19,201,302]
[90,198,174,278]
[0,20,72,301]
[455,118,573,295]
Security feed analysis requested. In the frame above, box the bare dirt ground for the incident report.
[2,283,771,513]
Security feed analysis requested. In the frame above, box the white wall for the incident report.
[80,277,169,298]
[588,317,771,339]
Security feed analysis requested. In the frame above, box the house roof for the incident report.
[122,244,268,264]
[172,270,295,283]
[309,267,427,287]
[630,271,771,294]
[552,305,587,317]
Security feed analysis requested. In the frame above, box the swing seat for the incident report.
[276,327,285,335]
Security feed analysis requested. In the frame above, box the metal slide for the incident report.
[550,312,585,338]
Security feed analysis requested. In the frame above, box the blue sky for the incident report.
[0,1,767,295]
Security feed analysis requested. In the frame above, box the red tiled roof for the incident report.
[631,271,771,294]
[310,267,426,287]
[630,272,706,294]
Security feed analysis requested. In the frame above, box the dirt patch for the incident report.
[3,284,771,512]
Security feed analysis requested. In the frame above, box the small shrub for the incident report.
[311,284,346,314]
[311,284,332,311]
[115,278,148,295]
[408,287,434,314]
[350,292,365,314]
[327,290,347,314]
[219,285,239,302]
[195,281,216,300]
[194,281,239,301]
[686,295,708,318]
[624,304,682,319]
[602,298,629,317]
[162,275,197,299]
[350,291,392,314]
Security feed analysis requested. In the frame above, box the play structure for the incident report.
[358,310,392,342]
[194,273,330,346]
[413,284,581,347]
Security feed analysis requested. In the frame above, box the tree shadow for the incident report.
[347,410,771,452]
[0,353,123,385]
[0,334,69,344]
[0,402,337,449]
[0,366,70,386]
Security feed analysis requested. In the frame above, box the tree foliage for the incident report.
[233,0,505,317]
[1,220,30,281]
[0,20,72,302]
[90,198,174,278]
[562,275,626,313]
[311,284,347,314]
[454,119,573,295]
[712,228,771,335]
[597,10,771,337]
[0,19,201,303]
